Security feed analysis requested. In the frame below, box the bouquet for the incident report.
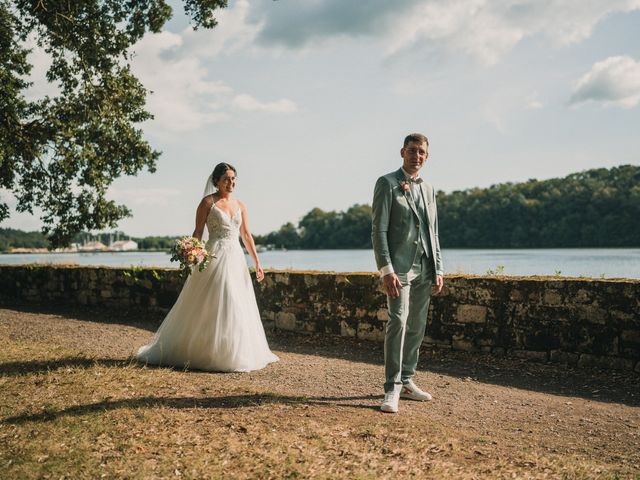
[170,236,212,277]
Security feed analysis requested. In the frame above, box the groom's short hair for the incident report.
[404,133,429,147]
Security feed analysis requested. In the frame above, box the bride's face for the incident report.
[216,169,236,194]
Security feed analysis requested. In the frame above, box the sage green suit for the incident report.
[372,168,443,393]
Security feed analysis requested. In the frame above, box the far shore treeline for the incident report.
[1,165,638,252]
[256,164,640,249]
[0,229,178,252]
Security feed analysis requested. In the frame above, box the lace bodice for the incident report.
[205,204,242,253]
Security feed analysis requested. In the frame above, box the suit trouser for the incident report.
[384,253,434,393]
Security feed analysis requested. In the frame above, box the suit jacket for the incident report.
[371,168,443,277]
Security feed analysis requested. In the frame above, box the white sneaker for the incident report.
[380,387,401,413]
[401,380,433,401]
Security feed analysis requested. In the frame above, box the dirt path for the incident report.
[1,306,639,479]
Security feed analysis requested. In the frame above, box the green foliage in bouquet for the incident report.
[170,236,211,277]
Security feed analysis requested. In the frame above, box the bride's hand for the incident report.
[255,265,265,282]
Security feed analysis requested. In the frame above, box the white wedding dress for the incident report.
[136,203,279,372]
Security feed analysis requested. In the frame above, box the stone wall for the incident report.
[0,265,638,372]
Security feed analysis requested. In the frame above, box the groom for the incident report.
[371,132,444,413]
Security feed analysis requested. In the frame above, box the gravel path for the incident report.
[1,305,639,478]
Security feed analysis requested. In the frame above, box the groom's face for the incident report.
[401,141,428,175]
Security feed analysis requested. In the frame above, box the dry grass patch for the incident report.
[0,307,639,479]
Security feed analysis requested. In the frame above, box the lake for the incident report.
[1,248,639,279]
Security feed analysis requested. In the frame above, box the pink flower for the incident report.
[399,180,410,193]
[170,236,212,277]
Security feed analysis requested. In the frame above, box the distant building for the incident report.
[79,241,108,252]
[109,240,138,251]
[53,244,80,253]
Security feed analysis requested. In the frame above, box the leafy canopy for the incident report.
[255,165,640,249]
[0,0,227,247]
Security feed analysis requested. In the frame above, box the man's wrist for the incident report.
[380,264,394,276]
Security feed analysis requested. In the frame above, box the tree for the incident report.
[298,207,337,249]
[437,164,640,248]
[326,204,372,248]
[255,165,640,249]
[253,204,374,250]
[0,227,47,250]
[0,0,227,247]
[264,222,301,249]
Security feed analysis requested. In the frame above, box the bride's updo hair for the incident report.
[212,162,237,185]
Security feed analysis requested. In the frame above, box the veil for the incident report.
[202,173,216,198]
[199,173,217,242]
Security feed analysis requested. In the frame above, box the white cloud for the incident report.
[247,0,640,66]
[130,31,233,133]
[570,55,640,108]
[535,0,640,46]
[130,29,297,133]
[384,1,526,65]
[10,3,298,138]
[232,94,297,113]
[181,0,262,58]
[385,0,640,65]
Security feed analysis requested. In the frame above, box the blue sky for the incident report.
[4,0,640,237]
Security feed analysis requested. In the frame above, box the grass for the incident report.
[1,322,639,479]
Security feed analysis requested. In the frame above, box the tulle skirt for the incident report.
[136,242,279,372]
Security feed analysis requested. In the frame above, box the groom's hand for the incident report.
[432,274,444,295]
[383,273,402,298]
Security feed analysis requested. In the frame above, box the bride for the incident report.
[136,163,279,372]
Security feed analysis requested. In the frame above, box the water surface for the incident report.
[1,248,638,279]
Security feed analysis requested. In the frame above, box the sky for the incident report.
[4,0,640,237]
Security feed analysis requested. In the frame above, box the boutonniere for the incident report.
[399,180,410,194]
